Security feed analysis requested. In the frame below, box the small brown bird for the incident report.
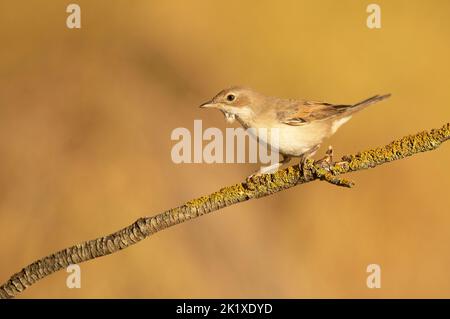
[200,87,390,174]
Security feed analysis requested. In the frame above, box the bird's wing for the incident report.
[277,95,390,126]
[276,99,350,126]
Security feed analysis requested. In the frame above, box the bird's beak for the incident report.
[199,101,217,108]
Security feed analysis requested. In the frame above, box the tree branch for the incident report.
[1,123,449,299]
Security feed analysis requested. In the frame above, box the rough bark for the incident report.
[1,123,449,299]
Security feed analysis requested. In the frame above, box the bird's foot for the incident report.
[313,146,355,188]
[296,145,320,171]
[315,145,334,169]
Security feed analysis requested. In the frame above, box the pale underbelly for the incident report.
[277,124,328,156]
[243,115,351,157]
[249,122,331,157]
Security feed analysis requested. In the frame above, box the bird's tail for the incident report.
[352,94,391,109]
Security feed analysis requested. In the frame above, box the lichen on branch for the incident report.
[0,123,449,299]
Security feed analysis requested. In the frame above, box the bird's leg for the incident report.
[313,145,355,187]
[315,145,334,168]
[298,145,320,170]
[326,145,333,162]
[280,154,292,165]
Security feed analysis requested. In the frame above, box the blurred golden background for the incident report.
[0,0,449,298]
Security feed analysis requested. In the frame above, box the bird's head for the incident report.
[199,86,260,124]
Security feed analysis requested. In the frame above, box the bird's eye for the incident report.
[226,94,236,102]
